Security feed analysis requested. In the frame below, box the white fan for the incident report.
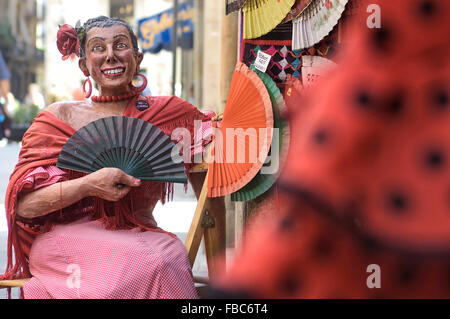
[301,55,337,87]
[292,0,348,50]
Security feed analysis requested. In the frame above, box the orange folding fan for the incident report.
[207,62,274,198]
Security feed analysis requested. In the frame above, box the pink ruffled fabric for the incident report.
[19,166,67,193]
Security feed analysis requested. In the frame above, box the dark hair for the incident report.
[77,16,139,58]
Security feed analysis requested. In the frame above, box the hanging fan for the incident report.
[226,0,248,15]
[231,65,289,202]
[208,62,274,198]
[243,0,296,39]
[301,55,338,87]
[57,116,188,183]
[292,0,348,50]
[282,0,314,23]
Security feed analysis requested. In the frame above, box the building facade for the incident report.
[0,0,44,101]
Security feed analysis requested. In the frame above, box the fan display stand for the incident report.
[185,124,228,279]
[185,161,226,279]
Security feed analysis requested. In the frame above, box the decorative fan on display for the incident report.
[57,116,188,183]
[207,62,274,198]
[301,55,338,87]
[231,65,289,202]
[292,0,348,50]
[226,0,248,15]
[282,0,314,23]
[243,0,296,39]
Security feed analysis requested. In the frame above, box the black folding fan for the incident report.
[56,116,188,183]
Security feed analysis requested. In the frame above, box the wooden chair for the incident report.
[0,162,226,291]
[185,162,226,280]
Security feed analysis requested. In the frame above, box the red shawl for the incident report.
[1,95,210,280]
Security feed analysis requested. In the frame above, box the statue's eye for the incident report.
[92,45,104,52]
[116,42,127,49]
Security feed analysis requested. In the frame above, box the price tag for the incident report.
[254,51,271,73]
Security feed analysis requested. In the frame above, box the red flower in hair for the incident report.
[57,24,80,60]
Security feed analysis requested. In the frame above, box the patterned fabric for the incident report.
[24,218,197,299]
[226,0,247,14]
[241,38,337,83]
[240,18,338,83]
[212,0,450,298]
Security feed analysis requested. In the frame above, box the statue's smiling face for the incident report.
[82,25,142,96]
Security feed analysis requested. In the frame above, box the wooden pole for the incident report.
[184,171,210,267]
[219,9,239,110]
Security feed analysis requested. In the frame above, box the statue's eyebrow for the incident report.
[87,33,130,46]
[87,36,105,46]
[114,34,129,40]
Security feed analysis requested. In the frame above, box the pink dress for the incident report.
[18,166,198,299]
